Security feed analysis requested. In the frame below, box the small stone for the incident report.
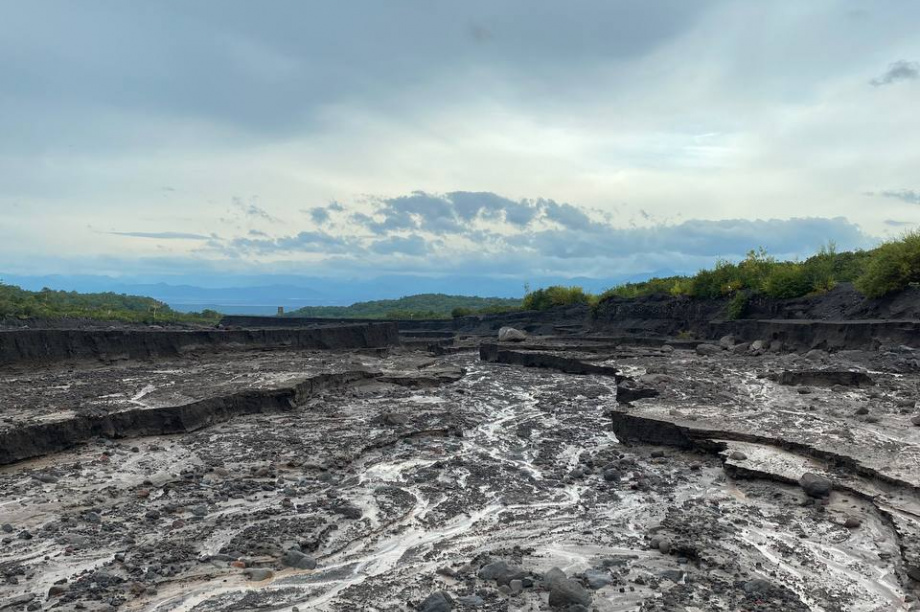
[657,538,672,554]
[509,579,523,595]
[855,406,869,416]
[728,451,748,461]
[911,414,920,426]
[743,578,773,594]
[844,516,862,529]
[456,595,484,607]
[583,569,613,589]
[650,450,665,459]
[1,523,13,533]
[243,568,273,581]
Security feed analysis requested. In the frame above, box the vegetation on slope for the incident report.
[0,282,221,325]
[521,231,920,315]
[287,293,522,320]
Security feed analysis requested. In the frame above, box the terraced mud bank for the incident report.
[2,334,920,611]
[0,323,398,368]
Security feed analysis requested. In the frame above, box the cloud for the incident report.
[511,216,869,260]
[232,197,280,223]
[229,230,353,254]
[884,219,914,227]
[870,60,920,86]
[109,231,210,240]
[307,207,330,225]
[370,234,431,256]
[541,200,596,231]
[877,189,920,205]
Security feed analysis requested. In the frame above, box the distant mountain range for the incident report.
[0,272,669,315]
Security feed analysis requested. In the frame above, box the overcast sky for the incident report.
[1,1,918,286]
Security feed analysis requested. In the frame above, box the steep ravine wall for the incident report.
[0,323,399,368]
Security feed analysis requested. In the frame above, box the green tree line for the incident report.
[0,283,221,325]
[521,231,920,314]
[288,293,522,320]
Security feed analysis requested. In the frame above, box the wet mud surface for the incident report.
[2,343,920,611]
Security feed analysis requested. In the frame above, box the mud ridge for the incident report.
[610,410,920,493]
[479,343,623,379]
[0,370,378,465]
[611,410,920,582]
[0,323,399,368]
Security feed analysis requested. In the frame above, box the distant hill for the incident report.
[287,293,522,319]
[0,282,219,324]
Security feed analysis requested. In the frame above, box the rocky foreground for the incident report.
[1,325,920,611]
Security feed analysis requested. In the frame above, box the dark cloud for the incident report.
[0,1,709,153]
[541,200,596,231]
[878,189,920,204]
[110,231,210,240]
[870,60,920,86]
[350,191,602,236]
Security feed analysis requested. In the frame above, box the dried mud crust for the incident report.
[0,349,918,611]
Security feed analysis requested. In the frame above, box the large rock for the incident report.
[695,343,722,357]
[543,566,567,587]
[281,549,316,570]
[418,591,453,612]
[718,335,735,349]
[799,472,832,498]
[548,578,593,608]
[478,560,526,585]
[498,327,528,342]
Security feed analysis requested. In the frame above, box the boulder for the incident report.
[799,472,832,498]
[281,549,316,570]
[695,343,722,357]
[418,591,453,612]
[718,335,735,349]
[498,327,527,342]
[543,566,567,587]
[731,342,751,354]
[477,560,525,585]
[548,579,593,608]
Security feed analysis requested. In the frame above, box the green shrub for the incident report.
[451,307,473,318]
[855,231,920,298]
[522,285,591,311]
[762,263,812,298]
[726,292,749,319]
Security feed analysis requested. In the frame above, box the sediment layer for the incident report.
[0,322,399,368]
[0,370,377,465]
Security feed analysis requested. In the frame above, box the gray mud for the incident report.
[1,341,919,611]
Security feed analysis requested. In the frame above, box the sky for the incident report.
[1,0,919,293]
